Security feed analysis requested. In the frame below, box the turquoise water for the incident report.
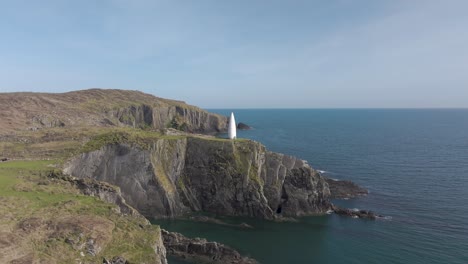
[156,109,468,264]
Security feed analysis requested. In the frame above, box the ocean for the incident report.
[155,109,468,264]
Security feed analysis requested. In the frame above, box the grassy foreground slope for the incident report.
[0,160,163,264]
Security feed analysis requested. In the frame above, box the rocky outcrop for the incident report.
[332,205,382,220]
[110,104,227,134]
[237,123,251,130]
[48,171,138,216]
[103,256,129,264]
[161,229,257,264]
[325,178,368,199]
[31,115,65,128]
[47,171,168,264]
[64,137,331,220]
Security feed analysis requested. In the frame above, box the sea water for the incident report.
[155,109,468,264]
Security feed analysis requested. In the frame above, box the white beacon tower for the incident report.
[228,112,237,139]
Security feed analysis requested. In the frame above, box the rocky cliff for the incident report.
[64,136,331,220]
[0,89,227,134]
[161,229,257,264]
[47,171,168,264]
[0,160,168,264]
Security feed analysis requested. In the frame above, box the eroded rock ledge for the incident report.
[325,178,368,199]
[332,205,383,220]
[48,171,138,216]
[162,229,257,264]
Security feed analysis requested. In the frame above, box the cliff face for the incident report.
[64,137,331,219]
[0,89,227,134]
[111,104,227,134]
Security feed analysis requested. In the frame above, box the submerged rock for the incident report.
[332,205,382,220]
[161,229,257,264]
[188,216,253,229]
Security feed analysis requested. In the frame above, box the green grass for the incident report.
[0,160,53,189]
[80,127,248,154]
[0,160,163,263]
[80,128,165,152]
[0,160,111,216]
[0,159,52,170]
[1,122,251,161]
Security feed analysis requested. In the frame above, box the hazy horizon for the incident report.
[1,1,467,108]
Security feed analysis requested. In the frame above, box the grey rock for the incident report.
[103,256,128,264]
[332,205,383,220]
[64,137,331,220]
[109,104,227,134]
[325,178,368,199]
[161,229,257,264]
[48,171,138,216]
[32,115,65,128]
[237,122,251,130]
[86,238,98,256]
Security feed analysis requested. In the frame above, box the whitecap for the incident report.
[326,210,334,214]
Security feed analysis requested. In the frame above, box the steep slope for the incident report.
[64,135,331,219]
[0,160,167,264]
[0,89,227,134]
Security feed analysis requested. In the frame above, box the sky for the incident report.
[0,0,467,108]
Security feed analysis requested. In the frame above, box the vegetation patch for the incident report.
[0,160,162,263]
[168,116,189,132]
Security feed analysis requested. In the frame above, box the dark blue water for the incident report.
[158,109,468,264]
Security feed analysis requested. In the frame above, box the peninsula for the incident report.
[0,89,369,263]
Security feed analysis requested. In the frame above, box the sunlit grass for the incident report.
[0,160,162,263]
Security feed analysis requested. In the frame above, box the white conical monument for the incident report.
[228,112,237,139]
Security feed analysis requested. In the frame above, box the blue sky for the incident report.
[0,0,467,108]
